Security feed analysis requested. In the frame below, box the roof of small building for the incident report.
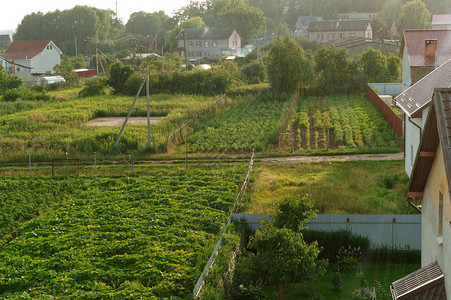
[0,34,11,43]
[308,19,371,32]
[395,58,451,118]
[400,29,451,67]
[391,261,446,299]
[295,16,323,28]
[1,40,62,60]
[406,88,451,201]
[432,14,451,26]
[176,28,238,40]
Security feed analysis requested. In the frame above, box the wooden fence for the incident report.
[365,84,403,138]
[278,91,300,148]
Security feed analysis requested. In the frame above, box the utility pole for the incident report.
[96,47,99,76]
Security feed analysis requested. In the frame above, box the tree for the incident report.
[248,194,325,300]
[397,0,431,36]
[0,66,23,95]
[266,35,311,94]
[272,194,317,232]
[125,11,170,37]
[371,16,391,40]
[107,62,134,94]
[360,47,389,83]
[218,0,266,42]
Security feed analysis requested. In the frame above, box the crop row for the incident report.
[0,170,243,298]
[296,95,401,150]
[187,94,292,151]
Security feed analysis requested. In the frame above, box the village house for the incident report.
[174,28,241,60]
[0,40,62,83]
[0,56,33,84]
[432,14,451,30]
[395,58,451,177]
[391,88,451,299]
[337,12,377,20]
[307,19,372,42]
[400,29,451,90]
[293,16,323,37]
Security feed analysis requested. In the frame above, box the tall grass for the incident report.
[246,160,411,215]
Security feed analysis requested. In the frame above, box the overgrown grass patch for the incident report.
[246,160,410,214]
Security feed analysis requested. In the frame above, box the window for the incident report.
[196,41,201,47]
[212,41,217,47]
[188,41,194,47]
[232,40,237,46]
[205,41,210,47]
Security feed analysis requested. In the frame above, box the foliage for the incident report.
[248,224,324,300]
[360,48,401,83]
[0,66,22,95]
[0,170,243,298]
[397,0,432,36]
[107,62,134,94]
[271,194,317,232]
[2,87,50,102]
[53,60,78,84]
[266,36,310,94]
[368,247,421,263]
[218,0,266,42]
[125,11,171,40]
[241,62,266,84]
[314,47,365,95]
[188,94,291,151]
[14,6,122,55]
[78,77,107,97]
[370,16,391,39]
[303,230,370,263]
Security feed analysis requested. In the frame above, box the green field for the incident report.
[246,160,410,215]
[0,93,214,161]
[0,168,245,298]
[187,94,292,152]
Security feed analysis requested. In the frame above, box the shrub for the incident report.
[123,73,145,96]
[3,87,36,101]
[367,247,420,263]
[241,62,266,84]
[107,62,134,94]
[78,78,107,97]
[303,230,370,263]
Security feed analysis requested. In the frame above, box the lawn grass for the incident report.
[262,262,420,299]
[246,160,411,214]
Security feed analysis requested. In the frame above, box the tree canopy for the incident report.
[397,0,432,36]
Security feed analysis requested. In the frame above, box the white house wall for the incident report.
[404,116,423,176]
[421,145,451,298]
[30,43,61,75]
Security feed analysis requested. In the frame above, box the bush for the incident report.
[241,62,266,84]
[3,87,36,101]
[78,78,107,98]
[367,247,420,263]
[303,230,370,263]
[123,73,145,96]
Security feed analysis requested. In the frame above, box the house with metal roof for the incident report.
[1,40,62,77]
[174,28,241,59]
[400,30,451,91]
[395,58,451,176]
[293,16,323,37]
[391,88,451,300]
[307,19,372,42]
[432,14,451,30]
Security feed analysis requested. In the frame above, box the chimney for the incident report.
[425,39,437,57]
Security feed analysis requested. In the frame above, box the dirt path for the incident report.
[257,152,403,164]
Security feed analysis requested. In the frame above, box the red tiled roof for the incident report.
[1,40,53,60]
[401,30,451,67]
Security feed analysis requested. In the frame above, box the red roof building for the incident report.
[400,30,451,90]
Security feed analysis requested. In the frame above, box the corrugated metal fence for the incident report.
[368,83,403,96]
[231,213,421,250]
[365,84,403,138]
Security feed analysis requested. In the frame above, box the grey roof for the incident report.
[295,16,323,28]
[395,58,451,118]
[391,261,446,300]
[176,28,238,40]
[308,19,371,32]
